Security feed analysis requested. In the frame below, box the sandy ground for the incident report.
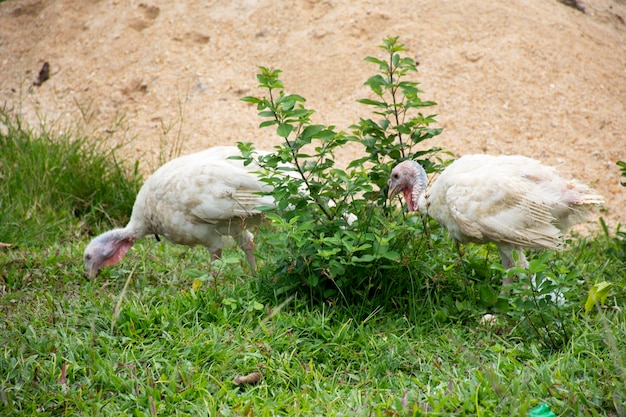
[1,0,625,230]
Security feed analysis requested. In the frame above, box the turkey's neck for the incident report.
[106,225,140,245]
[402,185,426,213]
[403,188,416,212]
[409,162,428,214]
[105,217,148,246]
[127,204,153,240]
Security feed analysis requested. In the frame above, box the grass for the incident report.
[1,114,625,416]
[0,111,141,246]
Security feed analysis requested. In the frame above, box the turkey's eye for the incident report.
[392,173,399,179]
[85,254,92,261]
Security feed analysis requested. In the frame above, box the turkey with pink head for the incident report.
[83,146,274,277]
[388,154,604,286]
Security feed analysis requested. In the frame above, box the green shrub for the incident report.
[238,37,447,304]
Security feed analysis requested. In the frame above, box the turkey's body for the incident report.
[83,146,273,277]
[135,149,270,249]
[388,154,604,283]
[423,155,597,251]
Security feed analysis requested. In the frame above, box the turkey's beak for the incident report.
[388,182,401,200]
[85,261,99,279]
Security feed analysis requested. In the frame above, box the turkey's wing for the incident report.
[446,182,562,249]
[185,166,272,223]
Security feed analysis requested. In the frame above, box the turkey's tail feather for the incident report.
[572,193,605,207]
[554,188,604,233]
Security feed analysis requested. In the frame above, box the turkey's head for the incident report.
[83,229,135,278]
[388,160,428,212]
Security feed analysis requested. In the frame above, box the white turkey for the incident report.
[83,146,274,278]
[388,154,604,286]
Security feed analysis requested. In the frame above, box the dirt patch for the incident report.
[1,0,624,230]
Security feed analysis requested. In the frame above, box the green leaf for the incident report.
[364,56,387,67]
[396,124,411,135]
[479,285,498,306]
[584,281,614,313]
[328,260,346,277]
[392,53,400,68]
[282,93,306,103]
[222,298,238,309]
[184,269,204,278]
[287,109,312,118]
[279,100,296,112]
[241,96,261,104]
[399,84,418,97]
[317,248,341,259]
[381,251,400,261]
[357,98,388,108]
[493,298,510,313]
[300,124,325,141]
[353,254,375,262]
[277,123,294,138]
[364,75,387,95]
[258,111,276,118]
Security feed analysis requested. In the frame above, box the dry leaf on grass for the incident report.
[233,371,262,386]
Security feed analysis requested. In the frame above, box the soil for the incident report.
[1,0,625,231]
